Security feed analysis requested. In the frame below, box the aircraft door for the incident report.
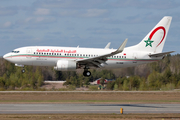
[133,53,138,63]
[26,48,32,58]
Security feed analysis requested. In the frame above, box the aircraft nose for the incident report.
[3,54,6,59]
[3,55,6,59]
[3,53,10,60]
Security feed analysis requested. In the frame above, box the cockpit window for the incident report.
[11,51,19,53]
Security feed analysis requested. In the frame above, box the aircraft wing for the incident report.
[76,39,128,68]
[149,51,175,57]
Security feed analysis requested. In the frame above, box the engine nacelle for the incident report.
[15,64,24,67]
[54,60,77,71]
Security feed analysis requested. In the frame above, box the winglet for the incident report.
[104,42,111,49]
[117,38,128,52]
[111,38,128,55]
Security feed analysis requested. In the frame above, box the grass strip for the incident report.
[0,113,180,120]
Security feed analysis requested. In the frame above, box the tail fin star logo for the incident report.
[144,38,154,47]
[144,26,166,47]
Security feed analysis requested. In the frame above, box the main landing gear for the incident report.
[83,67,91,77]
[21,69,25,73]
[83,70,91,77]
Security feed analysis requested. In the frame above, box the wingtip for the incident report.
[117,38,128,51]
[104,42,111,49]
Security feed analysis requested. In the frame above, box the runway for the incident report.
[0,104,180,114]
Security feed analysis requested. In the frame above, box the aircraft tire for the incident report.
[21,69,25,73]
[83,71,91,77]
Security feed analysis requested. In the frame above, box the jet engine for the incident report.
[54,60,77,71]
[15,64,24,67]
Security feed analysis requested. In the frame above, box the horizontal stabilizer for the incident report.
[149,51,175,57]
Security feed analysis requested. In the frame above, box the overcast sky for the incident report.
[1,0,180,56]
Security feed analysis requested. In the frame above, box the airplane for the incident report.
[3,16,174,77]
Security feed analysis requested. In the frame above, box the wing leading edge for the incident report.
[76,38,128,68]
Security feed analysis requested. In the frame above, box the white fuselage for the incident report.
[3,46,161,69]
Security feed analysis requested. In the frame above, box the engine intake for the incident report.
[54,60,77,71]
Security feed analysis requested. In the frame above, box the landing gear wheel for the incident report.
[21,69,25,73]
[83,71,91,77]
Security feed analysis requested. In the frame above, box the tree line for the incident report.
[105,54,180,90]
[0,54,180,90]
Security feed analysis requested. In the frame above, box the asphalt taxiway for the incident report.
[0,103,180,114]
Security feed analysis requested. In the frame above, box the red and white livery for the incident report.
[3,16,174,76]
